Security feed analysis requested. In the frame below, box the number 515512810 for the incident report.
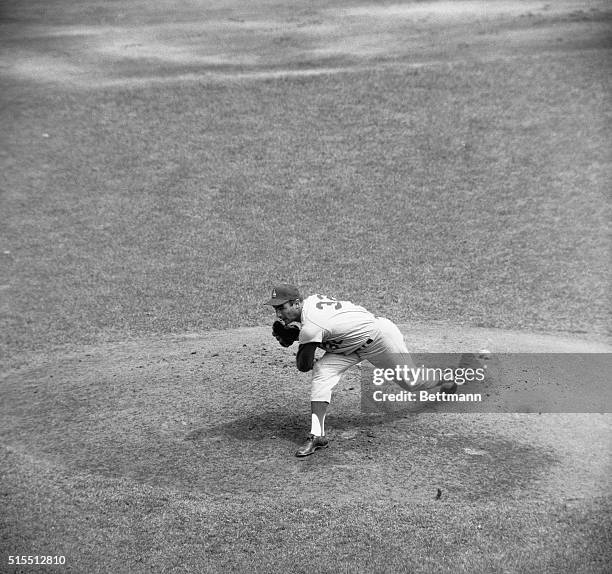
[8,556,66,565]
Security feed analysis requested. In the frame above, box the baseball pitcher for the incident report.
[266,284,457,457]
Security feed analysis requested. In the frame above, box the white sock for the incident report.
[310,413,325,436]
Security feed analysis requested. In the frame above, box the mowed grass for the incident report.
[1,1,611,573]
[2,48,611,358]
[4,460,610,574]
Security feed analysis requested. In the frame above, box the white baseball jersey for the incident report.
[299,294,377,355]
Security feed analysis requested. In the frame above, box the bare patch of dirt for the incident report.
[1,1,610,87]
[339,1,579,20]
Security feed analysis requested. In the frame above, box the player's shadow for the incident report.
[185,409,417,445]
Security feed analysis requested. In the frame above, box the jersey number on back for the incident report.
[315,294,342,310]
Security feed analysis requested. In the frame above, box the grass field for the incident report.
[1,1,611,572]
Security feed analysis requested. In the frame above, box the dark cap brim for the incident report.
[264,298,291,306]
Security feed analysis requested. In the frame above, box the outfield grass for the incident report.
[3,49,610,358]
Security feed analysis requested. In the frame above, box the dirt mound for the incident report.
[2,324,609,496]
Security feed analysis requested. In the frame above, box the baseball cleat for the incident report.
[295,434,329,457]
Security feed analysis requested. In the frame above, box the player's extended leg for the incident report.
[363,318,456,393]
[295,352,361,457]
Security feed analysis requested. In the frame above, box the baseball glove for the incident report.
[272,320,300,347]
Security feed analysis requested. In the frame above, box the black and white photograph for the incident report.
[1,1,610,572]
